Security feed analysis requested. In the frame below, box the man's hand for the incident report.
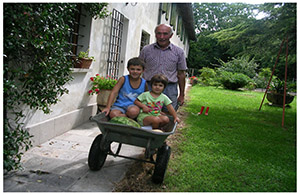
[178,94,184,106]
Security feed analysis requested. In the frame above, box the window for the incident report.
[140,30,150,51]
[106,9,125,79]
[69,4,92,58]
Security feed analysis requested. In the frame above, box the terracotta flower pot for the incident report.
[97,90,115,106]
[74,57,93,69]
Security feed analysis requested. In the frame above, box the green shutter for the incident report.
[177,16,182,36]
[180,22,184,41]
[162,3,170,21]
[170,4,177,31]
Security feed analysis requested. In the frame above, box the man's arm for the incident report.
[177,70,186,105]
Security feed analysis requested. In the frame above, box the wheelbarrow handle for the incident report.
[173,122,178,130]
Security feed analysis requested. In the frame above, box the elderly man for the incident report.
[139,24,187,111]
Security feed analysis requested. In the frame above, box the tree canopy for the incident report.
[188,3,296,81]
[193,3,259,35]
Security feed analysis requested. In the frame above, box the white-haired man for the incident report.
[139,24,187,111]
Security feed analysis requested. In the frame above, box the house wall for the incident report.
[25,3,192,147]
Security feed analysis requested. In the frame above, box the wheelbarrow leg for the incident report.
[145,138,152,159]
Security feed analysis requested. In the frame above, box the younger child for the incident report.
[102,57,148,119]
[134,74,180,129]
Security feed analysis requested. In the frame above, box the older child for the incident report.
[134,74,180,129]
[102,57,148,119]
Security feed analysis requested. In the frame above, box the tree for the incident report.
[208,3,296,80]
[193,3,259,35]
[190,3,260,69]
[259,3,296,80]
[209,19,267,58]
[187,35,228,69]
[189,3,296,81]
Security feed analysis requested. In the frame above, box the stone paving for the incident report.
[4,121,144,192]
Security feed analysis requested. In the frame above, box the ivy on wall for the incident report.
[3,3,109,172]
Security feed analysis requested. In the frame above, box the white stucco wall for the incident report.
[108,3,160,76]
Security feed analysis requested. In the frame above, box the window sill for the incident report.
[71,68,92,73]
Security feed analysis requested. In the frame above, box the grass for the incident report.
[164,86,296,192]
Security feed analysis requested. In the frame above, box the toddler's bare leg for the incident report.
[143,116,161,129]
[158,115,169,127]
[143,115,169,129]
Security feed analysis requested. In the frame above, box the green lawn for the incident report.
[164,86,296,192]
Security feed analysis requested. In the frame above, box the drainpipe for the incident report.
[157,3,162,25]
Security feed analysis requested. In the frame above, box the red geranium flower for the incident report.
[88,74,118,95]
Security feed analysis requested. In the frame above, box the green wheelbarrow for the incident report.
[88,112,178,184]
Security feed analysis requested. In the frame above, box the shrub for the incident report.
[287,80,297,93]
[253,68,272,88]
[198,67,219,86]
[245,81,257,90]
[218,55,258,78]
[218,71,251,90]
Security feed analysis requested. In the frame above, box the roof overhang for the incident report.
[177,3,196,41]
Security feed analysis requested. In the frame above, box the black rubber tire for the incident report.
[88,134,108,171]
[152,144,171,184]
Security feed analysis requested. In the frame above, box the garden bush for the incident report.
[218,71,251,90]
[253,68,272,88]
[218,55,258,78]
[198,67,219,86]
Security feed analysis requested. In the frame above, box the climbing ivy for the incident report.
[4,3,109,172]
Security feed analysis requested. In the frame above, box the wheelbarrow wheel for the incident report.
[152,144,171,184]
[88,134,108,171]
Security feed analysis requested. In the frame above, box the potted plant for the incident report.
[88,74,118,105]
[189,76,199,86]
[74,49,95,69]
[266,78,295,106]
